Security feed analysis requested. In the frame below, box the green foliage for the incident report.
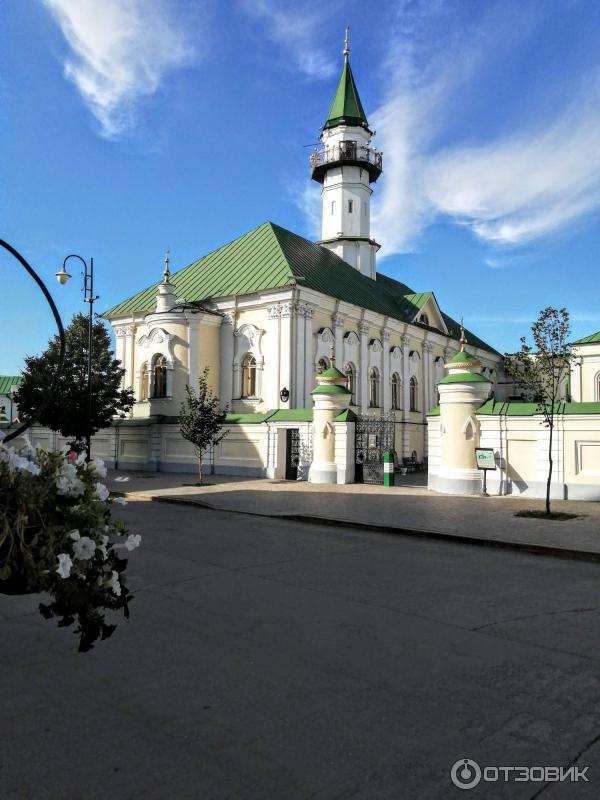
[14,313,134,447]
[179,368,228,483]
[0,443,138,652]
[505,307,575,513]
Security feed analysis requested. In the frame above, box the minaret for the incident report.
[310,29,382,280]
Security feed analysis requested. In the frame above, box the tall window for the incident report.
[348,199,354,213]
[153,356,167,398]
[317,357,329,374]
[419,313,429,326]
[241,354,257,398]
[595,373,600,402]
[344,363,355,405]
[369,368,380,408]
[140,363,149,401]
[409,376,418,412]
[331,201,336,215]
[391,373,401,410]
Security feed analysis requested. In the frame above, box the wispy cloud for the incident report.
[367,1,600,256]
[43,0,197,138]
[240,0,337,80]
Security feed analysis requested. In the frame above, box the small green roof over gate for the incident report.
[0,376,21,395]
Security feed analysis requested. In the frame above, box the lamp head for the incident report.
[55,266,72,286]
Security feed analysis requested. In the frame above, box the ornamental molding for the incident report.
[221,311,236,326]
[409,350,421,362]
[114,325,133,337]
[358,321,369,336]
[332,313,345,329]
[267,303,290,319]
[390,345,402,360]
[369,338,383,353]
[137,327,175,362]
[381,329,391,341]
[401,335,411,347]
[423,341,433,353]
[234,323,264,354]
[317,326,334,344]
[344,330,360,347]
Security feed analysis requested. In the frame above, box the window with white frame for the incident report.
[410,376,419,412]
[369,367,380,408]
[153,355,168,398]
[391,373,401,410]
[241,354,257,398]
[344,363,356,404]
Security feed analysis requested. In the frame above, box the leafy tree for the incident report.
[179,368,228,485]
[505,307,574,515]
[14,313,134,456]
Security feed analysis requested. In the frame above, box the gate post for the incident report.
[309,362,351,484]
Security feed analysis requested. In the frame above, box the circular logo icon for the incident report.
[450,759,482,790]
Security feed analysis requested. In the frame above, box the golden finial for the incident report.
[163,250,171,282]
[343,27,350,60]
[459,316,467,350]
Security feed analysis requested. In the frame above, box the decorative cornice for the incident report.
[381,329,391,341]
[358,321,369,336]
[114,325,133,337]
[401,335,411,348]
[332,313,345,329]
[423,342,433,353]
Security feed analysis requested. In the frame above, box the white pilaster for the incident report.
[358,321,369,413]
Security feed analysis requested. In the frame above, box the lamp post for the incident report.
[55,255,98,461]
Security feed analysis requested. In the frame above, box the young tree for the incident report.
[14,313,134,456]
[179,368,228,485]
[505,307,574,515]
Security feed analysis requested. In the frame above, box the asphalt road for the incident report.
[2,499,600,800]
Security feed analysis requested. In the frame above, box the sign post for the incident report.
[383,450,395,487]
[475,447,496,497]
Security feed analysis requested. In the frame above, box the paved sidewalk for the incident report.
[106,470,600,560]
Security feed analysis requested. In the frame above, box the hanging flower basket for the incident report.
[0,437,140,651]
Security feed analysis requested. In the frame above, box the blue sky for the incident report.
[2,0,600,374]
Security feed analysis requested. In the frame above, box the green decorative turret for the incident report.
[309,353,351,484]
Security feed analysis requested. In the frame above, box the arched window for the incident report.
[344,363,356,404]
[241,354,257,398]
[410,376,418,412]
[153,356,167,398]
[317,357,329,374]
[369,368,380,408]
[595,372,600,402]
[140,363,149,401]
[391,373,401,410]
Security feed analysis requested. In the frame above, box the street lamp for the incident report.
[55,254,98,461]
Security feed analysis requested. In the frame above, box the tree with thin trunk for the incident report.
[179,368,228,485]
[14,313,134,455]
[505,307,574,515]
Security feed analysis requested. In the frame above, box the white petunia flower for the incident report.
[21,461,40,476]
[89,458,107,478]
[109,570,122,596]
[75,452,87,466]
[97,534,109,559]
[112,496,128,506]
[95,483,110,502]
[72,536,96,561]
[56,464,85,498]
[56,553,73,579]
[124,534,141,551]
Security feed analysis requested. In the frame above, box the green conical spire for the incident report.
[323,29,369,131]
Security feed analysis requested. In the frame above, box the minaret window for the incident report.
[369,367,380,408]
[348,200,354,214]
[410,376,419,412]
[391,373,401,410]
[241,354,257,398]
[331,201,336,215]
[153,356,167,398]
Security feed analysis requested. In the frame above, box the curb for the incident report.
[131,493,600,564]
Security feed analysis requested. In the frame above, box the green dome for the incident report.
[448,349,478,364]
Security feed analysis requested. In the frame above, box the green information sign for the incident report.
[475,448,496,471]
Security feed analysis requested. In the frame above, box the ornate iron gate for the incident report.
[285,428,301,480]
[355,413,395,484]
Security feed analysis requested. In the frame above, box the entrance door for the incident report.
[285,428,300,480]
[355,414,395,484]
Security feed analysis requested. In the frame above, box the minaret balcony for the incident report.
[310,141,383,183]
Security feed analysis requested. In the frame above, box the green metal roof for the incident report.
[573,330,600,345]
[477,400,600,416]
[266,408,313,422]
[103,221,499,355]
[427,405,441,416]
[333,409,357,422]
[438,372,490,385]
[0,376,21,396]
[323,57,369,130]
[312,383,351,395]
[319,365,346,380]
[447,350,479,364]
